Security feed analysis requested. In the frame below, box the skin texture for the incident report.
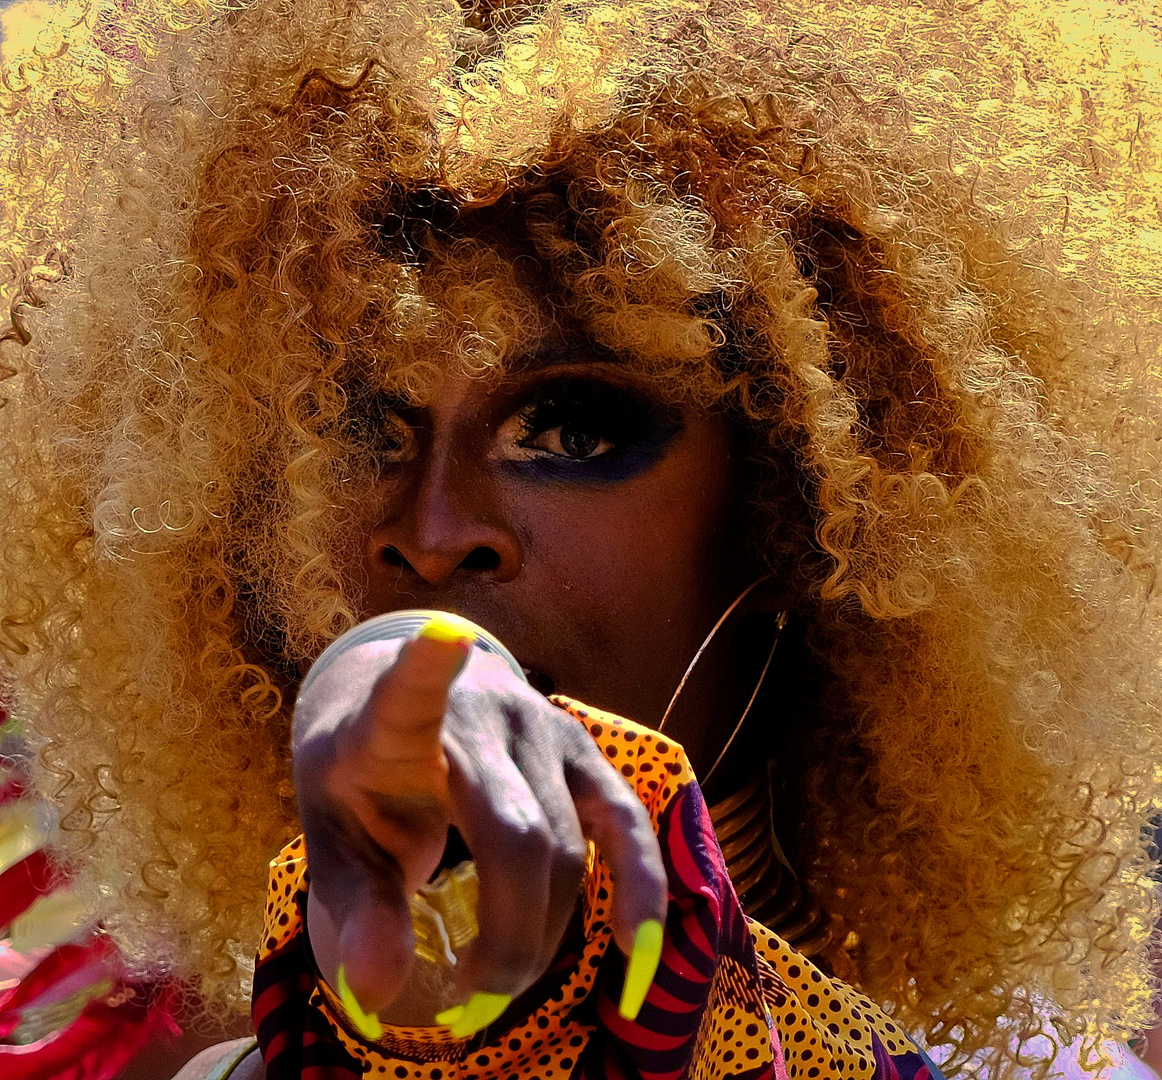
[294,355,768,1026]
[357,359,761,761]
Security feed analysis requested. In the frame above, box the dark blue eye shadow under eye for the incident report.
[517,439,679,483]
[509,377,685,484]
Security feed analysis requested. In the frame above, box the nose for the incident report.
[367,459,523,589]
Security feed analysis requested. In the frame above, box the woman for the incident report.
[1,0,1160,1077]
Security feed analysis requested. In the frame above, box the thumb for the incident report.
[338,888,417,1019]
[310,878,416,1032]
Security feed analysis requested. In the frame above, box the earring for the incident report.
[657,575,785,788]
[659,581,834,958]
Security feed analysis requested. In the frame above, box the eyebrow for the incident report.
[506,336,625,375]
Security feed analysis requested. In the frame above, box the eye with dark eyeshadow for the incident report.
[517,393,614,460]
[509,376,685,481]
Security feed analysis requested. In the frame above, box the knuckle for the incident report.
[485,813,553,864]
[553,838,589,883]
[553,710,593,748]
[639,859,669,900]
[563,732,600,767]
[604,794,648,836]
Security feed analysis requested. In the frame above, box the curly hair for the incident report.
[2,0,1161,1072]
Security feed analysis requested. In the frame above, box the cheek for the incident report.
[534,488,737,611]
[502,445,750,712]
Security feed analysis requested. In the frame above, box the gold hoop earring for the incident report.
[657,575,786,788]
[659,582,834,958]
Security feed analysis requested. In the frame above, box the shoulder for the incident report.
[170,1039,263,1080]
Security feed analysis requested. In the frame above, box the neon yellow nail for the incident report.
[417,612,478,649]
[618,919,664,1021]
[336,963,383,1040]
[434,1003,465,1027]
[435,991,511,1038]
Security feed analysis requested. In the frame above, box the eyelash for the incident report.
[514,383,653,459]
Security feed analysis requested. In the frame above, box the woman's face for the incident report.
[349,258,764,769]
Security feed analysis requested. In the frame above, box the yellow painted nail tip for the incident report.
[336,963,383,1041]
[434,1004,465,1027]
[418,612,478,648]
[446,991,511,1039]
[618,919,664,1021]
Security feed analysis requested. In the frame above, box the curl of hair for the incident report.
[2,0,1161,1064]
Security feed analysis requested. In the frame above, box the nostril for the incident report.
[380,545,409,568]
[460,547,501,572]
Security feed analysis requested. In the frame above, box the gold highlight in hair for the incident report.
[0,1,1160,1073]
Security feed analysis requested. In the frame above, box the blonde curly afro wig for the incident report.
[2,0,1162,1074]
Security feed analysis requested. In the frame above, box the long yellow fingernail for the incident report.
[418,612,478,649]
[618,919,664,1021]
[336,963,383,1040]
[435,991,510,1038]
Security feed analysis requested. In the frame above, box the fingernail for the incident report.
[417,613,477,650]
[435,991,511,1038]
[618,919,664,1021]
[336,963,383,1040]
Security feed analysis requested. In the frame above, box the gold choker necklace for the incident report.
[707,772,832,957]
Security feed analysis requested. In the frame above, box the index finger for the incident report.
[346,616,477,799]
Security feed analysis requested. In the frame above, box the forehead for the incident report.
[362,193,729,410]
[370,236,641,401]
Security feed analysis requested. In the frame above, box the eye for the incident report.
[513,381,641,461]
[523,422,614,460]
[376,418,416,464]
[494,372,685,480]
[344,387,418,467]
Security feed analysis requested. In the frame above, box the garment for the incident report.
[253,699,943,1080]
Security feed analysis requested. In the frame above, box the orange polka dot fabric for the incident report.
[253,699,943,1080]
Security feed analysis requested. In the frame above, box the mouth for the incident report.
[520,664,557,697]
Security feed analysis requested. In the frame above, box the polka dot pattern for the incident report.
[254,699,938,1080]
[549,697,697,828]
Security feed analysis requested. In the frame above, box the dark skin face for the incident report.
[353,348,762,773]
[294,263,778,1034]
